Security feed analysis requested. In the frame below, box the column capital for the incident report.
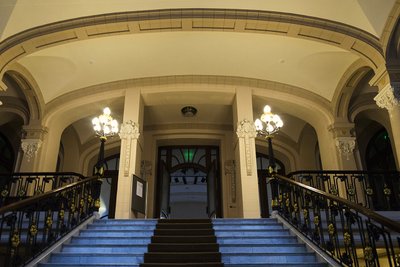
[21,139,42,162]
[236,119,257,139]
[335,137,356,160]
[119,120,140,140]
[374,83,400,112]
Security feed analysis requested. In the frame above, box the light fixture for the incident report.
[181,106,197,117]
[92,107,119,176]
[254,105,283,136]
[254,105,283,174]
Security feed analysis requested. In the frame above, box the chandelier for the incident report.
[92,107,119,139]
[254,105,283,137]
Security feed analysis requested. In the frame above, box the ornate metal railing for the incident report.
[0,176,102,267]
[0,172,85,207]
[271,174,400,267]
[288,170,400,211]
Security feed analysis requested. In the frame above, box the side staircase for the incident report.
[37,218,329,267]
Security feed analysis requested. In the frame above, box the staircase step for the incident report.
[224,264,328,267]
[152,235,217,243]
[148,243,219,252]
[39,264,140,267]
[141,263,223,267]
[93,219,157,225]
[87,224,156,230]
[157,223,212,229]
[222,252,317,264]
[215,229,290,237]
[62,244,148,253]
[213,224,283,230]
[158,219,211,223]
[219,244,307,253]
[79,230,154,237]
[70,236,151,245]
[49,253,144,264]
[212,219,277,224]
[154,229,214,236]
[144,252,221,263]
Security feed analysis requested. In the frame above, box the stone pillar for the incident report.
[115,89,144,219]
[328,122,362,198]
[374,83,400,168]
[19,125,47,172]
[234,88,260,218]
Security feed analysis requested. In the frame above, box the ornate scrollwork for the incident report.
[383,186,392,196]
[21,139,43,162]
[11,231,20,248]
[29,223,38,236]
[364,246,374,262]
[343,232,352,246]
[335,137,356,160]
[236,119,257,176]
[366,187,374,196]
[314,216,320,226]
[347,187,355,196]
[328,223,335,236]
[374,83,400,112]
[119,121,140,176]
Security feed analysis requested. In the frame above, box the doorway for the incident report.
[155,146,222,219]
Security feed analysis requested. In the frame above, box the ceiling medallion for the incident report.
[181,106,197,117]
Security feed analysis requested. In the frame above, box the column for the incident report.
[374,83,400,168]
[19,125,47,172]
[328,122,363,202]
[115,89,144,219]
[234,87,260,218]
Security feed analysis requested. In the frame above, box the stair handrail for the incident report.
[286,170,400,211]
[0,175,102,267]
[271,173,400,267]
[0,172,86,207]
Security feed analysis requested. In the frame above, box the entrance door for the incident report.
[159,161,171,218]
[207,160,218,218]
[155,146,222,219]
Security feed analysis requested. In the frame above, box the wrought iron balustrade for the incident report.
[271,174,400,267]
[288,170,400,211]
[0,172,85,207]
[0,175,102,267]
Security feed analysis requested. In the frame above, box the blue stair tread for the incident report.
[224,264,328,267]
[40,266,139,267]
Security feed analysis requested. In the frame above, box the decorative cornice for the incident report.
[21,139,42,162]
[236,119,257,176]
[335,137,356,160]
[374,83,400,112]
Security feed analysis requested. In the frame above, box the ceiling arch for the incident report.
[0,8,386,103]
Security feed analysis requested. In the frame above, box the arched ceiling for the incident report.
[0,0,397,147]
[0,0,395,40]
[17,32,358,103]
